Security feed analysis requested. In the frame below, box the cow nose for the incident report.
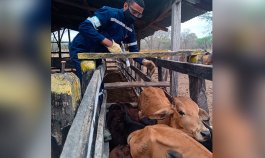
[200,130,211,139]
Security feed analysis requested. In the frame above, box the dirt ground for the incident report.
[103,68,213,122]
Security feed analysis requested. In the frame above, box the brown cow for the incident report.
[109,145,131,158]
[138,87,210,142]
[107,103,156,151]
[128,124,212,158]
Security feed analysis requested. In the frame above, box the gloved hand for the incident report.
[107,40,122,54]
[142,59,156,76]
[80,60,96,73]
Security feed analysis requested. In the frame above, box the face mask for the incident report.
[124,9,137,24]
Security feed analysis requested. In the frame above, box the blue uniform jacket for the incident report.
[69,6,143,80]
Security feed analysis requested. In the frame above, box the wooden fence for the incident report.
[59,51,212,158]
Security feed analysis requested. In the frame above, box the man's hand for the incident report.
[142,59,156,76]
[106,40,122,54]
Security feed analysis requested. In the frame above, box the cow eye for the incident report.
[178,111,185,116]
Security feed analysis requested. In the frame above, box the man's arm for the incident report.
[126,27,144,64]
[126,27,156,76]
[79,19,112,46]
[78,6,121,53]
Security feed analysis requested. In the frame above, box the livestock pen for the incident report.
[51,0,213,157]
[55,51,212,158]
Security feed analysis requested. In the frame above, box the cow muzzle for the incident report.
[200,130,211,140]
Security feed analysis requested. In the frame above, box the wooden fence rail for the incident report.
[149,58,212,80]
[77,50,203,59]
[60,65,105,158]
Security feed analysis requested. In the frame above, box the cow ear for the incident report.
[149,108,173,120]
[199,108,210,121]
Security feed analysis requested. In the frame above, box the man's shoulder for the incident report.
[97,6,121,13]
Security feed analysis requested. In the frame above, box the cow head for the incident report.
[145,96,211,142]
[147,107,174,120]
[170,96,211,142]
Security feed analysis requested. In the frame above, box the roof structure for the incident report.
[52,0,212,39]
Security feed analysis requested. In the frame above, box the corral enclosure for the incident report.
[51,0,213,157]
[56,52,212,158]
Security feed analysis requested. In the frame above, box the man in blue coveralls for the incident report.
[69,0,156,82]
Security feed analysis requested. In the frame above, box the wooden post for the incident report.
[136,63,141,82]
[58,30,62,58]
[137,37,141,50]
[67,29,71,55]
[68,29,71,44]
[51,72,81,157]
[158,58,163,82]
[189,76,209,113]
[94,91,107,158]
[170,0,181,97]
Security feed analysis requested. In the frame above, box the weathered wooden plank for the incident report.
[164,69,169,81]
[87,65,106,158]
[130,65,152,82]
[106,66,117,68]
[170,70,178,96]
[149,58,212,80]
[106,60,117,63]
[120,64,135,82]
[81,70,94,97]
[77,50,204,59]
[118,61,142,97]
[189,76,209,113]
[94,91,107,158]
[136,62,142,82]
[170,0,181,97]
[104,81,170,89]
[158,57,163,81]
[102,142,109,158]
[60,65,105,158]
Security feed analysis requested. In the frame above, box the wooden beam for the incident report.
[94,91,107,158]
[130,65,152,82]
[170,0,182,97]
[150,24,168,32]
[158,66,163,81]
[150,58,212,80]
[107,66,117,68]
[58,30,61,58]
[189,76,209,113]
[104,81,170,89]
[120,64,136,82]
[140,4,172,32]
[106,60,117,63]
[77,50,204,59]
[53,0,97,11]
[119,63,141,97]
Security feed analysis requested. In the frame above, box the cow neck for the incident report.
[171,112,183,130]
